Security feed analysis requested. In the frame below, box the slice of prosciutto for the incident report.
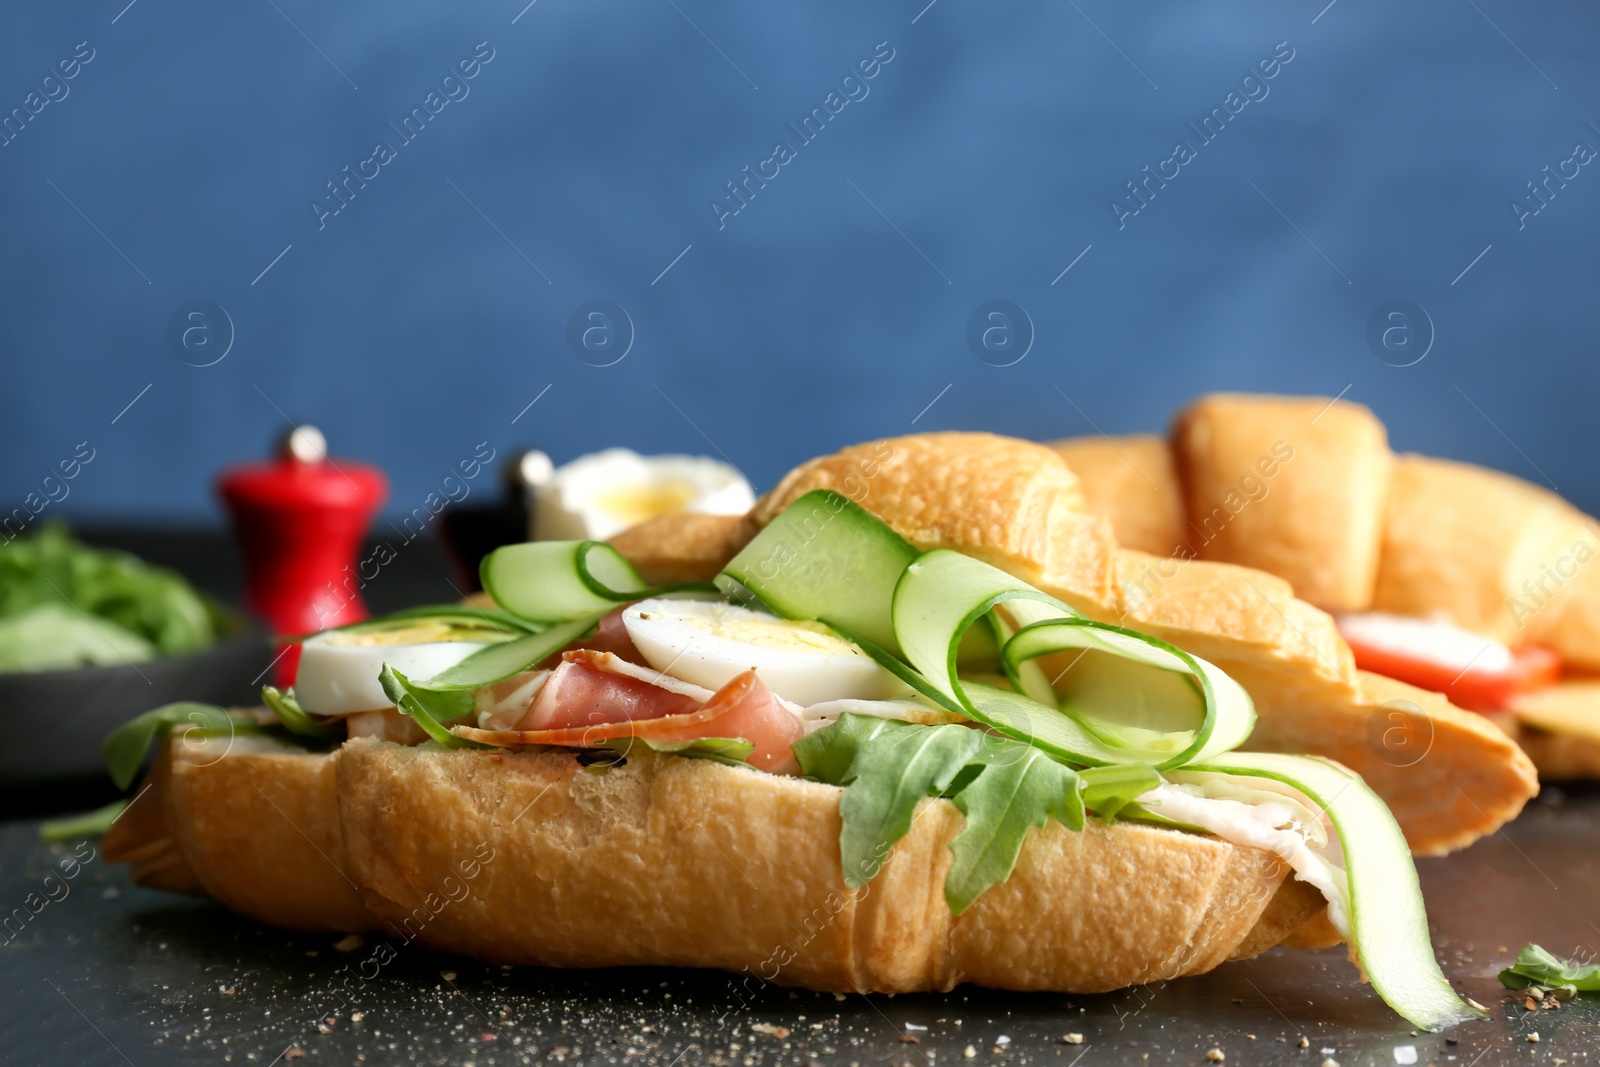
[453,650,804,774]
[541,607,648,668]
[523,650,712,731]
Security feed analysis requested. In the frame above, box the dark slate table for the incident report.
[2,786,1596,1066]
[2,530,1597,1066]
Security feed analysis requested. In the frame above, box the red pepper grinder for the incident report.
[218,425,387,685]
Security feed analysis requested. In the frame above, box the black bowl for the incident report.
[0,626,275,786]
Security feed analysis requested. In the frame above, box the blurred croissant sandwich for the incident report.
[100,434,1521,1031]
[1053,392,1600,778]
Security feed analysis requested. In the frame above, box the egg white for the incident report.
[295,629,490,715]
[620,598,905,707]
[534,449,755,541]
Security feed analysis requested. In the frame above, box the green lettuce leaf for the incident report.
[0,523,226,665]
[0,603,157,671]
[1499,944,1600,994]
[261,685,343,741]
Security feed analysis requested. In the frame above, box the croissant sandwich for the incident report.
[1053,392,1600,778]
[100,434,1523,1031]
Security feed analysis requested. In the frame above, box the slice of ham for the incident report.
[453,656,803,774]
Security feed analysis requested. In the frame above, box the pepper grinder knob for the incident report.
[217,425,387,684]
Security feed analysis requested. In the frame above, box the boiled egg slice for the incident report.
[620,598,905,707]
[533,449,755,541]
[295,623,492,715]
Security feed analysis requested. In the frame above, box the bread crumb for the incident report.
[334,934,365,952]
[1528,1032,1540,1043]
[1299,1037,1310,1048]
[1321,1059,1339,1067]
[963,1045,977,1059]
[1062,1033,1084,1045]
[284,1049,306,1061]
[441,971,458,981]
[1206,1051,1225,1062]
[750,1024,789,1040]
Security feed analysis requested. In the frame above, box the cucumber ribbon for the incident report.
[382,541,717,737]
[713,491,1479,1032]
[407,490,1479,1032]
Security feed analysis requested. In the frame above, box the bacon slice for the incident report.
[453,661,803,774]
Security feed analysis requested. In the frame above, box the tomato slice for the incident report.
[1345,632,1560,712]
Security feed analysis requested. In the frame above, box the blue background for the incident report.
[3,0,1597,522]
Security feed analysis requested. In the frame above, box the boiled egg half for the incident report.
[621,598,906,707]
[295,623,492,715]
[533,449,754,541]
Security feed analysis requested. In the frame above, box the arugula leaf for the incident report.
[261,685,342,741]
[792,711,889,783]
[798,714,1099,911]
[103,702,243,789]
[1080,763,1161,824]
[799,716,983,887]
[946,742,1084,914]
[1499,944,1600,994]
[379,665,486,749]
[38,799,127,842]
[598,736,755,766]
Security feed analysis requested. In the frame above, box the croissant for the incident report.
[617,431,1536,855]
[98,431,1506,1023]
[105,734,1332,993]
[1051,392,1600,777]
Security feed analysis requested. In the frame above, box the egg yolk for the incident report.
[320,623,493,647]
[591,480,698,525]
[638,609,869,658]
